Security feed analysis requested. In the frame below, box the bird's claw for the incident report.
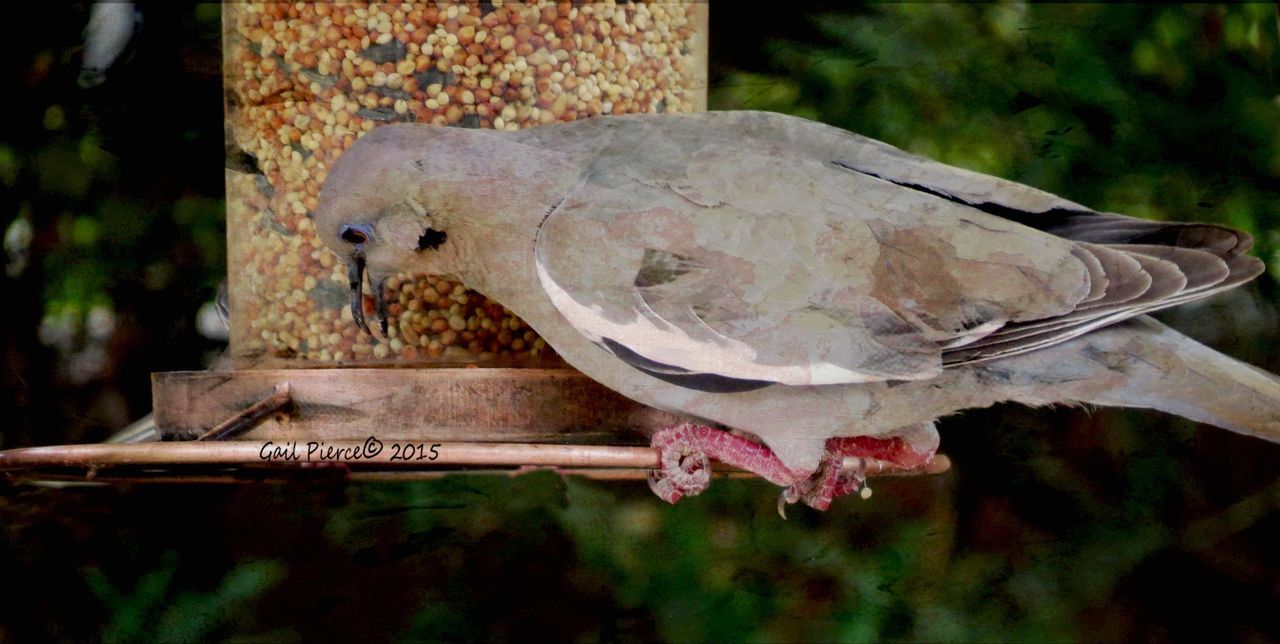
[776,454,868,518]
[647,438,712,503]
[647,424,904,515]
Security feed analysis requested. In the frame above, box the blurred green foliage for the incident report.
[715,4,1280,279]
[1,2,226,444]
[88,553,285,643]
[1,3,1278,643]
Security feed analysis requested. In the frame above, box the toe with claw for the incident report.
[647,423,935,515]
[646,423,715,503]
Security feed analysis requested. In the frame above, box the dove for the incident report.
[313,111,1278,512]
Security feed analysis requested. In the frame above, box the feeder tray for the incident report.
[0,368,951,486]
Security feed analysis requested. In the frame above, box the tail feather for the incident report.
[1085,320,1280,442]
[998,316,1280,443]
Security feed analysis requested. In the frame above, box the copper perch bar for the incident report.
[0,441,951,481]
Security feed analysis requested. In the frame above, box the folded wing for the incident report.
[527,112,1263,386]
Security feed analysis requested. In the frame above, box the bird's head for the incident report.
[314,125,473,336]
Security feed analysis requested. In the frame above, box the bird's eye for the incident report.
[339,224,368,245]
[417,227,448,251]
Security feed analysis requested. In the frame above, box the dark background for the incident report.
[2,3,1278,641]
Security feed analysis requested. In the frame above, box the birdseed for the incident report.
[224,1,707,367]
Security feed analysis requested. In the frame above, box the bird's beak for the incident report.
[369,269,391,337]
[346,249,390,338]
[347,249,370,335]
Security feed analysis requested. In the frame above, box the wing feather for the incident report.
[524,112,1263,383]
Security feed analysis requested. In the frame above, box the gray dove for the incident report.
[314,111,1279,512]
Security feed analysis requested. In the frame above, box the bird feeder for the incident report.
[224,1,708,369]
[1,2,949,490]
[213,2,713,466]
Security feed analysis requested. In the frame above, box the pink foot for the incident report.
[647,423,800,503]
[647,423,936,514]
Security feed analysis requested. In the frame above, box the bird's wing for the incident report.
[526,112,1263,382]
[531,115,1095,386]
